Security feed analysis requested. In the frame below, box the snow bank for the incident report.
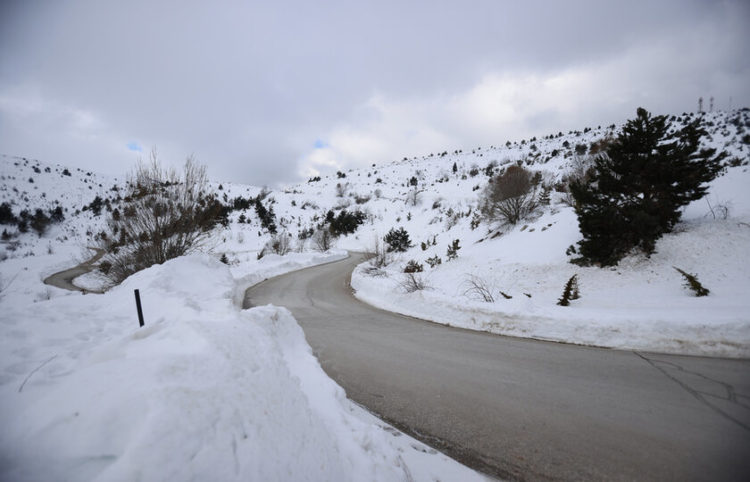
[0,254,482,481]
[352,215,750,358]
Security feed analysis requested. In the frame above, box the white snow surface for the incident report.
[0,253,483,481]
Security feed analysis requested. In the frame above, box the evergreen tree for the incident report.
[571,108,726,266]
[384,227,412,252]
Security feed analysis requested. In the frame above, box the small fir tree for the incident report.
[384,227,412,252]
[446,239,461,260]
[557,275,580,306]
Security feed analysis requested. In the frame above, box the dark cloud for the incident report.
[1,0,748,186]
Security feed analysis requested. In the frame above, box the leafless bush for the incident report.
[369,237,390,268]
[266,231,292,255]
[335,182,349,197]
[480,165,538,225]
[98,151,225,284]
[362,266,388,277]
[312,228,334,252]
[705,199,731,220]
[399,273,428,293]
[406,188,423,207]
[462,274,495,302]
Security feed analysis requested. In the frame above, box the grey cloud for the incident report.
[1,0,748,187]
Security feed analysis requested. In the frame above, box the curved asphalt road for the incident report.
[245,253,750,481]
[43,248,105,293]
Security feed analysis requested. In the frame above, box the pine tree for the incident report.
[571,108,726,266]
[384,227,412,252]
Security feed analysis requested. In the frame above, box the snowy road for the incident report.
[42,247,105,293]
[244,253,750,481]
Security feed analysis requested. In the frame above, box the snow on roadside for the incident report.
[0,254,484,481]
[352,213,750,358]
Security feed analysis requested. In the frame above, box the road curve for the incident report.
[244,253,750,481]
[43,248,105,293]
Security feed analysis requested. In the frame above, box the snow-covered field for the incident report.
[0,252,483,481]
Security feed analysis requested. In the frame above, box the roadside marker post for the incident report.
[134,289,145,327]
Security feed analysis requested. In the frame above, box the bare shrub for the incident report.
[406,188,422,206]
[266,231,292,255]
[705,199,731,220]
[399,273,428,293]
[98,151,226,284]
[312,228,334,252]
[480,165,538,225]
[462,274,495,302]
[369,236,390,268]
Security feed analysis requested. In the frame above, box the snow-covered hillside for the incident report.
[1,107,749,479]
[2,109,750,357]
[215,108,749,357]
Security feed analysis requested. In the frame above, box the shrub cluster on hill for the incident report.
[98,155,228,283]
[0,202,65,237]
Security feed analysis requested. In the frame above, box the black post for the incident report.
[134,289,145,327]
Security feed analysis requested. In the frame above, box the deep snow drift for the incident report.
[0,253,483,481]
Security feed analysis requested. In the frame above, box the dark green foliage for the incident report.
[409,176,418,186]
[0,203,16,224]
[571,108,726,266]
[384,227,412,252]
[232,196,253,211]
[220,253,229,264]
[327,209,366,236]
[403,260,424,273]
[88,196,104,216]
[254,199,277,233]
[452,162,458,173]
[557,275,580,306]
[62,168,71,176]
[30,209,51,236]
[446,239,461,260]
[426,255,442,268]
[674,267,709,297]
[50,206,65,223]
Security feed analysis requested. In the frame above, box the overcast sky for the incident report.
[1,0,748,187]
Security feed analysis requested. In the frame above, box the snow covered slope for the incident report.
[2,109,749,358]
